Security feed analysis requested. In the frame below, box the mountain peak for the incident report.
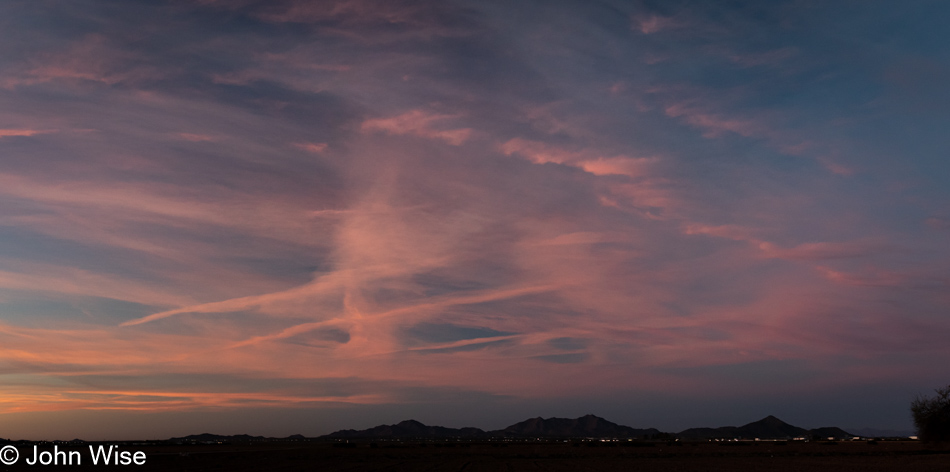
[752,415,789,426]
[325,420,486,439]
[396,419,426,427]
[501,415,658,438]
[678,415,812,440]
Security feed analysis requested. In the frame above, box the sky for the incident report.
[0,0,948,440]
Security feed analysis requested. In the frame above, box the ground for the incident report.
[2,440,947,471]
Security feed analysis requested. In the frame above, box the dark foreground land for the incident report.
[3,440,948,471]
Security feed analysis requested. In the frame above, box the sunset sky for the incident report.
[1,0,949,439]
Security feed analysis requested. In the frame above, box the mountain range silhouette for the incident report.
[677,415,851,440]
[319,414,851,440]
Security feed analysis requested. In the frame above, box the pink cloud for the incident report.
[0,264,195,307]
[499,138,577,165]
[362,110,473,145]
[578,156,659,177]
[818,266,948,289]
[254,0,426,25]
[0,172,325,247]
[175,133,217,142]
[0,170,936,414]
[665,103,763,138]
[499,139,680,217]
[759,240,889,261]
[500,138,659,178]
[925,217,950,230]
[0,129,58,138]
[197,0,469,43]
[500,138,573,165]
[295,142,329,153]
[685,226,889,263]
[4,34,161,89]
[816,154,857,176]
[535,231,629,246]
[0,319,397,414]
[633,14,681,35]
[683,223,762,242]
[653,87,858,177]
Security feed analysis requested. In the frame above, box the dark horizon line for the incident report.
[1,414,916,443]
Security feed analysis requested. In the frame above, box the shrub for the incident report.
[911,385,950,443]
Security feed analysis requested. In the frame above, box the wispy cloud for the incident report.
[362,110,473,145]
[0,129,58,138]
[632,12,690,36]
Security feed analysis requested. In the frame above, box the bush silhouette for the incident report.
[911,385,950,443]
